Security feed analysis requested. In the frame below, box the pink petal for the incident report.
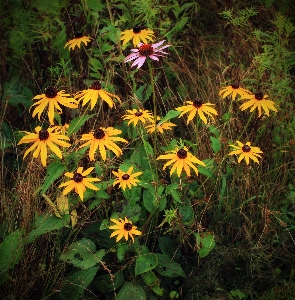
[124,53,140,62]
[131,49,139,53]
[152,40,166,49]
[131,56,146,68]
[156,45,171,51]
[149,55,159,61]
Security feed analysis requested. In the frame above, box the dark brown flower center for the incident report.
[177,148,187,159]
[193,99,203,108]
[133,25,141,34]
[73,172,83,183]
[124,222,133,231]
[39,129,49,141]
[242,145,251,152]
[122,174,130,180]
[231,83,239,89]
[255,92,264,100]
[135,111,143,117]
[139,44,153,56]
[91,81,102,90]
[75,32,83,38]
[93,129,105,139]
[45,86,58,98]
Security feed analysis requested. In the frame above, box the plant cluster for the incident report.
[0,0,295,299]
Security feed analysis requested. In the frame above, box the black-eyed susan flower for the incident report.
[75,81,121,109]
[64,33,92,50]
[219,83,251,101]
[109,217,142,243]
[176,99,218,125]
[17,126,71,166]
[112,166,142,190]
[78,127,127,161]
[239,91,278,117]
[30,86,78,125]
[59,167,100,201]
[228,141,263,164]
[122,108,154,126]
[157,146,206,177]
[124,40,171,69]
[121,25,154,47]
[145,117,176,134]
[52,123,69,134]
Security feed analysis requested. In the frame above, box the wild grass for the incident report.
[0,0,295,299]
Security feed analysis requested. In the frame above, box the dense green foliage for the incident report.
[0,0,295,299]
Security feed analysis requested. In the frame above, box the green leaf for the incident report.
[68,114,95,136]
[27,213,70,243]
[143,189,156,213]
[156,254,186,278]
[117,282,146,300]
[85,0,105,11]
[135,253,158,275]
[179,205,194,223]
[210,136,221,153]
[265,0,276,9]
[208,125,219,137]
[158,110,181,125]
[42,161,66,194]
[158,237,180,259]
[195,234,216,258]
[166,183,181,203]
[198,166,214,179]
[60,238,106,269]
[0,229,24,272]
[60,267,99,300]
[142,271,163,296]
[89,57,103,71]
[117,243,129,261]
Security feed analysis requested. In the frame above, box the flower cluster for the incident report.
[17,23,279,244]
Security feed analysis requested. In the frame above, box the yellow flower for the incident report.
[121,26,154,47]
[59,167,100,201]
[219,83,251,100]
[239,92,278,117]
[122,108,154,126]
[75,81,121,109]
[78,127,127,161]
[109,217,142,243]
[52,123,69,134]
[17,126,71,166]
[30,86,78,125]
[112,166,142,190]
[157,146,206,177]
[64,33,92,50]
[145,117,177,134]
[176,99,218,124]
[228,141,263,164]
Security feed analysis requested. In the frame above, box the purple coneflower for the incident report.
[124,40,171,69]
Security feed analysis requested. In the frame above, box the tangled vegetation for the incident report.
[0,0,294,299]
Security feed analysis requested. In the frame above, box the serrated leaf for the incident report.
[27,213,70,243]
[60,238,106,269]
[0,229,24,272]
[42,161,66,194]
[156,254,186,278]
[143,189,156,213]
[142,271,163,296]
[135,253,158,275]
[68,114,95,136]
[157,110,181,126]
[60,267,99,300]
[117,282,146,300]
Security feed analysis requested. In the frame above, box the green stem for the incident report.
[147,59,159,245]
[238,112,254,141]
